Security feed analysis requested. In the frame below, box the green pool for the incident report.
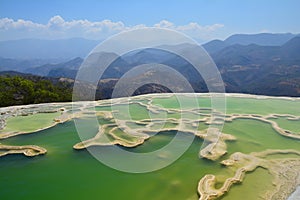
[0,93,300,200]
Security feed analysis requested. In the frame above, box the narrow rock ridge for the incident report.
[0,143,47,157]
[197,149,300,200]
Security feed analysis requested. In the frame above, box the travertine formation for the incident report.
[0,93,300,199]
[73,111,236,162]
[0,143,47,157]
[224,113,300,140]
[198,149,300,200]
[198,128,236,161]
[0,105,68,139]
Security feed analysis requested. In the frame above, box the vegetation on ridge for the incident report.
[0,75,72,107]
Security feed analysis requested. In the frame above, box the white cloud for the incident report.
[0,17,44,30]
[178,23,224,41]
[0,16,224,41]
[154,20,175,29]
[259,29,270,33]
[154,20,224,41]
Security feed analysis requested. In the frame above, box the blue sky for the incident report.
[0,0,299,42]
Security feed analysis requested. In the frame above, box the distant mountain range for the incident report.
[0,33,298,60]
[25,57,83,78]
[203,33,297,54]
[0,33,300,97]
[210,36,300,96]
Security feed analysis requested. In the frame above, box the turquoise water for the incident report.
[1,117,299,200]
[0,120,219,200]
[1,95,300,200]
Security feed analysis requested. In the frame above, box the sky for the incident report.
[0,0,299,42]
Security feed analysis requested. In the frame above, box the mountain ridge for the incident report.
[0,33,300,98]
[0,33,298,60]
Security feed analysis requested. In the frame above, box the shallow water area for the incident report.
[1,93,300,200]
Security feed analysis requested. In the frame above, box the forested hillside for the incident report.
[0,75,72,107]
